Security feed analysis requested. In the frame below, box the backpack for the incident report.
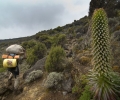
[2,44,26,68]
[2,54,19,68]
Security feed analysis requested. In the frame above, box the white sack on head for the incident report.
[6,44,26,60]
[6,44,25,54]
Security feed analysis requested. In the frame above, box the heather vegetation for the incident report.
[45,46,65,72]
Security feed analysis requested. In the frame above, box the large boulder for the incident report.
[0,72,12,98]
[25,70,43,83]
[23,57,46,79]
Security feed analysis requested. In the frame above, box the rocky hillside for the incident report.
[0,15,120,100]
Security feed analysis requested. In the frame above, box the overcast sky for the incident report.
[0,0,90,39]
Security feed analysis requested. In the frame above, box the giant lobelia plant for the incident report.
[88,8,120,100]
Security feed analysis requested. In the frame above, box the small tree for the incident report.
[26,42,47,65]
[26,48,37,65]
[33,42,47,59]
[45,46,65,72]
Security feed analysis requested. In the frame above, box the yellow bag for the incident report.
[3,59,17,68]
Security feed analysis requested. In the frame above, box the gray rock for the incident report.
[62,77,73,92]
[23,57,46,79]
[0,87,7,95]
[25,70,43,83]
[44,72,63,89]
[62,91,67,96]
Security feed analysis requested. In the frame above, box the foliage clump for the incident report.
[21,39,37,49]
[36,34,52,48]
[26,42,47,65]
[0,58,6,72]
[79,85,92,100]
[45,46,65,72]
[72,74,87,97]
[52,34,66,47]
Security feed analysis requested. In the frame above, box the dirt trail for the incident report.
[3,73,45,100]
[3,72,77,100]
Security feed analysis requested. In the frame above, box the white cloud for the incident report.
[0,0,90,39]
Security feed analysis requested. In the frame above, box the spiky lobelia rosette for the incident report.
[91,8,111,73]
[88,8,120,100]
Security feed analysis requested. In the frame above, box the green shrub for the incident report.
[45,46,65,72]
[43,39,52,49]
[48,29,56,35]
[32,42,47,59]
[52,34,66,47]
[21,41,28,49]
[79,85,92,100]
[26,42,47,65]
[26,48,37,65]
[38,34,49,42]
[72,74,87,97]
[0,68,6,73]
[54,26,63,32]
[21,40,37,49]
[0,58,7,73]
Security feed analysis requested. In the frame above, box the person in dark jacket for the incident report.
[7,54,20,91]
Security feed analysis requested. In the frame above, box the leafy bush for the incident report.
[38,34,49,42]
[79,85,92,100]
[26,42,47,65]
[32,42,47,59]
[25,70,43,83]
[26,48,37,65]
[43,39,52,49]
[44,72,63,89]
[34,33,53,48]
[45,46,65,72]
[0,68,6,73]
[48,29,56,35]
[66,27,77,39]
[21,39,37,49]
[72,74,87,96]
[52,34,66,47]
[54,26,63,32]
[0,58,6,73]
